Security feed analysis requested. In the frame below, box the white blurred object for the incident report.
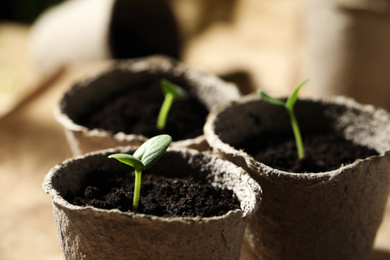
[29,0,114,75]
[304,0,390,110]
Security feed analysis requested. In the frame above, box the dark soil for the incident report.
[239,131,379,173]
[67,169,240,218]
[77,79,209,141]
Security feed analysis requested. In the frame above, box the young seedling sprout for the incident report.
[157,79,188,130]
[257,80,308,160]
[108,134,172,212]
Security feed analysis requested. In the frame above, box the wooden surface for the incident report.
[0,23,56,118]
[1,1,390,259]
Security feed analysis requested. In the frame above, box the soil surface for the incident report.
[77,79,209,141]
[239,131,379,173]
[68,169,240,218]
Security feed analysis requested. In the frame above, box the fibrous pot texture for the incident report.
[204,95,390,260]
[55,55,241,156]
[305,0,390,111]
[43,146,261,260]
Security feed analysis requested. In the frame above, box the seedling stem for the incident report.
[258,80,308,160]
[133,169,142,212]
[157,93,174,130]
[157,79,187,130]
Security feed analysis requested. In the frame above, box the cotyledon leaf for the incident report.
[133,134,172,169]
[108,153,145,172]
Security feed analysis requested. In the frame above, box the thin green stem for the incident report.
[157,93,174,130]
[287,109,305,160]
[133,169,142,212]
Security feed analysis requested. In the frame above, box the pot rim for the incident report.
[43,146,262,223]
[54,104,207,147]
[54,55,241,147]
[204,94,390,185]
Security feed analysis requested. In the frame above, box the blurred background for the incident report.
[1,0,390,259]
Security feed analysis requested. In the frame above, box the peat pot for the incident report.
[43,146,261,260]
[305,0,390,111]
[55,55,241,156]
[204,94,390,260]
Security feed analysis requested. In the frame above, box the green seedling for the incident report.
[108,134,172,212]
[157,79,188,130]
[257,80,308,160]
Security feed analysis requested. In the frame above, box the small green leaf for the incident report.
[108,153,145,172]
[157,79,188,130]
[285,79,308,110]
[161,79,187,100]
[257,90,285,107]
[133,134,172,169]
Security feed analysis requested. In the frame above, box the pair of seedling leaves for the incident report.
[109,134,172,212]
[109,80,307,212]
[107,80,185,212]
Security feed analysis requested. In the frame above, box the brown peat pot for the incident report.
[43,146,261,260]
[204,95,390,260]
[55,55,241,156]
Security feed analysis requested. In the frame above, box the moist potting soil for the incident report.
[239,131,378,173]
[76,79,208,141]
[67,168,240,218]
